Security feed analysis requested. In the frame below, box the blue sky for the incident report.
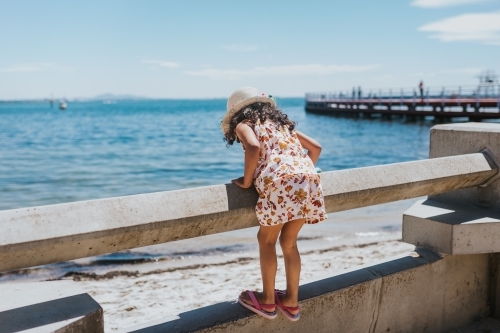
[0,0,499,99]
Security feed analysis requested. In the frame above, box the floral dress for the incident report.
[249,120,327,226]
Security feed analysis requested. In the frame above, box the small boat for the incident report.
[59,101,67,110]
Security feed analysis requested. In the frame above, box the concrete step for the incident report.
[0,280,103,333]
[403,199,500,255]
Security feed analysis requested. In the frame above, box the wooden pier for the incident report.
[305,86,500,121]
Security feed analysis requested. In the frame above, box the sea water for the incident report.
[0,98,434,281]
[0,98,431,210]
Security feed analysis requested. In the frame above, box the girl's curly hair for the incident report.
[223,102,296,146]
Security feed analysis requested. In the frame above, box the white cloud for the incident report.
[223,44,258,52]
[142,59,180,68]
[184,64,380,80]
[0,63,71,73]
[419,12,500,45]
[411,0,487,8]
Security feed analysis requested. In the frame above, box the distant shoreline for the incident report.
[0,96,304,103]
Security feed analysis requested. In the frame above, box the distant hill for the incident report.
[86,93,150,101]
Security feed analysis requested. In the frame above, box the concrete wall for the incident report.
[0,153,496,272]
[122,248,491,333]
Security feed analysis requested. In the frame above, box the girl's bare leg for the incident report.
[278,218,306,314]
[240,224,283,307]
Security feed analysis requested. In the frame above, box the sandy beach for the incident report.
[0,198,420,331]
[77,237,413,331]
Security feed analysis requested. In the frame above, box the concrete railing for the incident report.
[2,122,500,333]
[0,152,497,273]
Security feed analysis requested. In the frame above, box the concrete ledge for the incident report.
[322,152,497,213]
[0,153,496,272]
[0,280,103,333]
[402,199,500,255]
[119,248,490,333]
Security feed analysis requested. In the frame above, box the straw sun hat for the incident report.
[220,87,276,135]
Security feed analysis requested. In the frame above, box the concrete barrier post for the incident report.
[403,124,500,250]
[403,123,500,321]
[431,123,500,320]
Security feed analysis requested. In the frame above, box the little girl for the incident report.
[221,87,327,321]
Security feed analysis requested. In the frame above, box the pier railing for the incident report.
[306,84,500,101]
[2,123,500,333]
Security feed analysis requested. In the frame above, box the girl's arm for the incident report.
[231,122,260,188]
[295,130,322,164]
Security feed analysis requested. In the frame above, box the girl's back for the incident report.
[252,120,316,181]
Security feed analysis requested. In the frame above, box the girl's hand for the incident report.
[232,176,252,188]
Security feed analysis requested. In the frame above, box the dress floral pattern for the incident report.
[249,120,327,226]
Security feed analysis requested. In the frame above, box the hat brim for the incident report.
[221,96,276,135]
